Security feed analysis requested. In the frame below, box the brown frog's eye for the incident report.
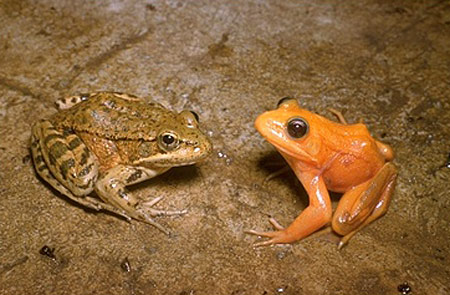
[277,97,296,108]
[286,117,309,139]
[158,132,180,151]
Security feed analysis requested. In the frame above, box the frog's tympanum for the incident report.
[31,92,212,233]
[247,98,397,248]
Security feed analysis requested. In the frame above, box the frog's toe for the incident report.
[140,196,188,217]
[253,238,277,247]
[337,230,357,250]
[246,229,292,246]
[245,217,288,246]
[145,207,188,217]
[268,217,285,230]
[134,211,171,234]
[245,229,272,237]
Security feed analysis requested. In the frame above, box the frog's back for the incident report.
[51,92,176,141]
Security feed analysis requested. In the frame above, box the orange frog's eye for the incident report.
[277,97,296,108]
[286,117,309,139]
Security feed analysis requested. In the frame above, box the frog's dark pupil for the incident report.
[287,118,308,138]
[163,134,175,145]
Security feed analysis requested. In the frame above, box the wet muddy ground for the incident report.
[0,1,449,294]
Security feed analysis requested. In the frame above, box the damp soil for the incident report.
[0,1,449,294]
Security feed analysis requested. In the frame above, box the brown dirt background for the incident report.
[0,1,449,294]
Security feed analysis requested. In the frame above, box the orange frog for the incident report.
[247,98,397,248]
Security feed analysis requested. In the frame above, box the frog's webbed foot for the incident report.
[131,196,187,234]
[246,217,290,246]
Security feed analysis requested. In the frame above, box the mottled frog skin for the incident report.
[31,92,212,233]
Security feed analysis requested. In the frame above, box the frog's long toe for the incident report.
[145,207,188,217]
[245,217,290,246]
[246,229,292,247]
[268,217,285,230]
[140,196,188,217]
[135,212,170,235]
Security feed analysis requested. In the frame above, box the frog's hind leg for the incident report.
[55,93,97,110]
[111,92,144,102]
[32,120,99,195]
[31,128,88,206]
[332,162,397,249]
[31,120,131,219]
[31,123,99,211]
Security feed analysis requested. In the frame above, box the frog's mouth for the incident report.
[136,138,212,167]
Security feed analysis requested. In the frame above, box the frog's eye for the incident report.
[277,97,296,108]
[158,132,180,151]
[286,117,309,139]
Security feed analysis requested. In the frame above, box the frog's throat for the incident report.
[133,152,209,168]
[271,142,318,167]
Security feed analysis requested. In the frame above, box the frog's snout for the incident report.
[254,112,269,134]
[255,111,281,136]
[201,136,213,157]
[191,134,213,160]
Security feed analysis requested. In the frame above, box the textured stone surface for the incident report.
[0,1,449,294]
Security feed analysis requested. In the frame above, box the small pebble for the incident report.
[397,282,411,294]
[120,257,131,272]
[39,245,56,260]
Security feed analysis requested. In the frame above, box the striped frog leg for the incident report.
[30,120,131,219]
[55,92,142,110]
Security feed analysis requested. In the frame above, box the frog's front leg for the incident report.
[332,162,397,249]
[247,170,333,246]
[94,165,187,234]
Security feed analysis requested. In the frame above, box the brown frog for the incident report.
[31,92,212,233]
